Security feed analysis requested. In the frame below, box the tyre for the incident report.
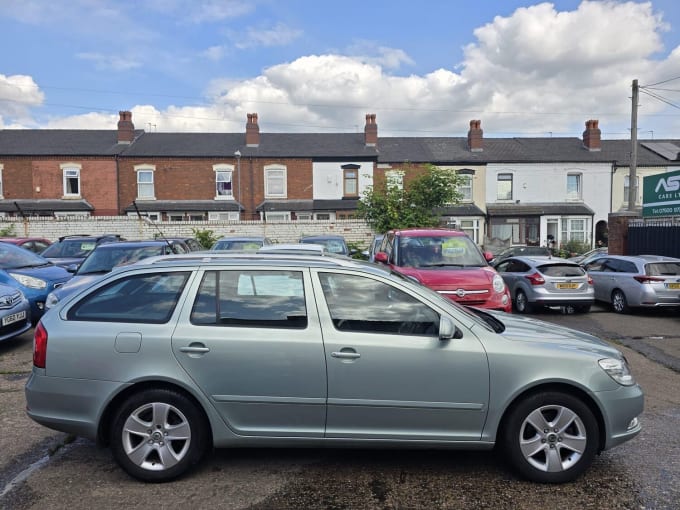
[502,391,599,483]
[110,388,210,482]
[611,289,629,314]
[514,290,534,314]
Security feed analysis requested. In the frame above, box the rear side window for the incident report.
[190,270,307,328]
[538,264,586,277]
[67,272,190,323]
[646,262,680,276]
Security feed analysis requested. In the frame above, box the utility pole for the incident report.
[628,79,639,211]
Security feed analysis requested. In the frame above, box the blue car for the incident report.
[0,242,72,322]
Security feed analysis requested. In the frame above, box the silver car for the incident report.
[494,256,594,313]
[0,283,31,342]
[584,254,680,313]
[26,254,643,483]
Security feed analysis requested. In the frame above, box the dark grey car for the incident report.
[26,254,643,484]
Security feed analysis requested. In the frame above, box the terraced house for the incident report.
[1,111,678,250]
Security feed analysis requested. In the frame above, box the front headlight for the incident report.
[492,273,506,293]
[45,292,59,309]
[599,358,636,386]
[9,272,47,290]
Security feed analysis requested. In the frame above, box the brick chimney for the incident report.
[364,114,378,146]
[467,120,483,152]
[246,113,260,147]
[117,111,134,144]
[582,119,601,151]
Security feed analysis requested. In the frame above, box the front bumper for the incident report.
[596,383,644,450]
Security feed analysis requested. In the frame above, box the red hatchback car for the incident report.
[375,228,512,312]
[0,237,52,254]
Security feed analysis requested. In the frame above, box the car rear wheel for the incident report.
[514,290,534,314]
[611,289,630,314]
[503,391,599,483]
[110,388,209,482]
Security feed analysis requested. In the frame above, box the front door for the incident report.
[313,270,489,441]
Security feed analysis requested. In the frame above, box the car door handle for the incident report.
[180,346,210,354]
[331,351,361,359]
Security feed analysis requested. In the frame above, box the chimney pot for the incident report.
[364,113,378,146]
[582,119,601,151]
[246,112,260,147]
[467,119,483,152]
[117,110,135,144]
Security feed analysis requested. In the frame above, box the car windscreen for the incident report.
[646,262,680,276]
[42,239,97,258]
[214,240,262,251]
[398,235,486,268]
[77,246,164,274]
[0,242,51,269]
[537,263,586,277]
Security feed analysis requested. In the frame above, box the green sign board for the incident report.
[642,169,680,217]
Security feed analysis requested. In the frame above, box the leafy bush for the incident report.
[192,228,218,249]
[558,240,591,258]
[0,224,16,236]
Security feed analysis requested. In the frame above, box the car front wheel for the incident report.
[502,391,599,483]
[110,388,209,482]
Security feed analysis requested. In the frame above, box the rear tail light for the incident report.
[33,322,47,369]
[633,276,664,284]
[524,272,545,285]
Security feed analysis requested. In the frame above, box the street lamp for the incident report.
[234,150,241,219]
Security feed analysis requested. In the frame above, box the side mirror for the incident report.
[439,316,463,341]
[483,251,495,262]
[374,252,388,264]
[66,263,79,274]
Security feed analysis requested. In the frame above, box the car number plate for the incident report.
[2,310,26,326]
[556,283,579,289]
[667,283,680,289]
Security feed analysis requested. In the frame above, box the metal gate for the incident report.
[628,220,680,258]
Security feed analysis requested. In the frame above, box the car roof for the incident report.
[215,236,266,241]
[92,240,173,249]
[391,228,466,237]
[602,254,680,263]
[506,256,576,265]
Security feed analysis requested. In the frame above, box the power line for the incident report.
[639,89,680,111]
[642,75,680,88]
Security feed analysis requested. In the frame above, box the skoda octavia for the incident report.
[26,253,643,483]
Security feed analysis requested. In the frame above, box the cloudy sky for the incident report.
[1,0,679,139]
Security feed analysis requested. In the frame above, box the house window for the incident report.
[315,213,331,221]
[497,173,513,200]
[61,165,81,197]
[208,212,240,221]
[136,167,155,199]
[623,175,640,205]
[343,168,358,197]
[386,170,404,190]
[214,166,233,199]
[266,212,290,222]
[295,213,313,221]
[560,218,590,243]
[457,174,473,201]
[567,173,582,200]
[265,166,287,198]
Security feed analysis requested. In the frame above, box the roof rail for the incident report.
[131,252,361,267]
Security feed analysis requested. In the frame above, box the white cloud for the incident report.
[0,74,44,126]
[234,23,303,49]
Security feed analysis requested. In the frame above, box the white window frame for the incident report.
[566,173,582,201]
[457,173,473,202]
[265,211,290,222]
[314,212,335,221]
[560,217,591,244]
[264,165,287,198]
[60,163,81,198]
[497,173,513,201]
[446,217,481,244]
[135,166,156,200]
[126,211,160,221]
[385,170,404,190]
[54,211,90,218]
[214,164,234,200]
[208,211,240,221]
[623,175,640,205]
[295,212,313,221]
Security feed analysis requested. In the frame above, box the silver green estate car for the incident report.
[25,253,643,483]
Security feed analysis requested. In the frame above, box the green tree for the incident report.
[192,228,218,249]
[357,164,463,233]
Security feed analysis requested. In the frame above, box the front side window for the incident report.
[63,166,80,196]
[191,270,306,328]
[343,168,358,197]
[215,169,233,199]
[319,273,439,336]
[67,272,190,323]
[265,167,287,198]
[136,169,155,199]
[497,173,513,200]
[567,174,582,200]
